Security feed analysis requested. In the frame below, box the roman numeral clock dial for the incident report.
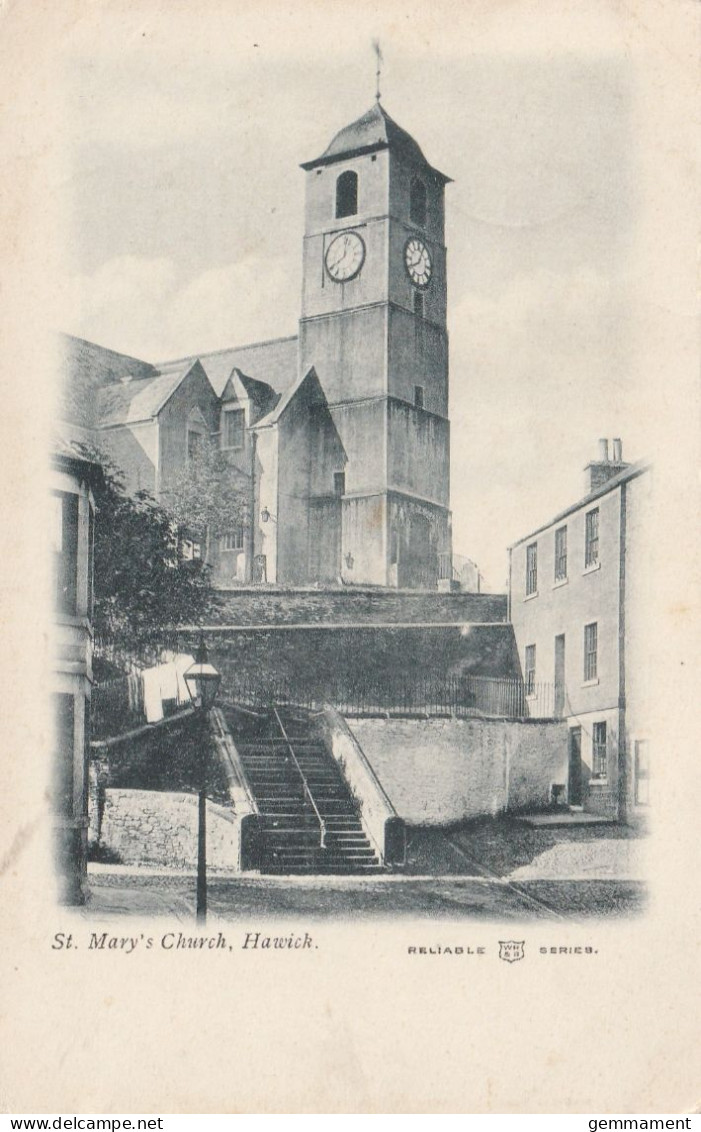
[404,237,433,288]
[325,231,366,282]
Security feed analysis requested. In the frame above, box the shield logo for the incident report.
[498,940,525,963]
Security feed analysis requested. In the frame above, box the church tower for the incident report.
[298,101,452,588]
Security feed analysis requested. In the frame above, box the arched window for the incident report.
[410,177,427,227]
[336,170,358,219]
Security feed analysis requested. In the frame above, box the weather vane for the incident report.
[372,39,383,102]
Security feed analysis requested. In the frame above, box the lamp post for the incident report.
[184,635,221,926]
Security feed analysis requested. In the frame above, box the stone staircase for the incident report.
[221,706,383,874]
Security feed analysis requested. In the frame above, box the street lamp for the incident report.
[184,635,221,926]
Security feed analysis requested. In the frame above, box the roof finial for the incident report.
[372,39,383,103]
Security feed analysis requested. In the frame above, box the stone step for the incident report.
[261,864,384,875]
[226,705,385,875]
[267,851,378,860]
[260,822,365,834]
[263,853,379,866]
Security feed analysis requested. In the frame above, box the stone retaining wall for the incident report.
[99,789,240,869]
[197,625,521,706]
[348,717,568,825]
[206,587,507,627]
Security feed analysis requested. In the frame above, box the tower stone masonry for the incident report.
[298,102,453,588]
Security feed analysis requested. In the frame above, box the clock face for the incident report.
[404,237,433,288]
[325,231,366,282]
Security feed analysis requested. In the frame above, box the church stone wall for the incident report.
[387,306,448,417]
[309,498,342,582]
[276,399,312,585]
[99,420,158,497]
[328,400,386,495]
[301,222,390,321]
[299,306,389,403]
[303,150,390,240]
[342,495,388,585]
[254,426,279,583]
[308,402,348,497]
[388,495,451,589]
[387,223,447,327]
[387,401,450,507]
[157,365,220,493]
[388,155,446,246]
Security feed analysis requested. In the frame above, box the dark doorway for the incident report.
[554,634,566,717]
[568,726,583,806]
[400,514,437,588]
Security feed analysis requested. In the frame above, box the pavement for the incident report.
[516,811,614,826]
[82,869,645,921]
[81,817,647,922]
[404,818,645,881]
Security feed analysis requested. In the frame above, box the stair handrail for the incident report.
[272,707,327,850]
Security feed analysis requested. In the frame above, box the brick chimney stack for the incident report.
[585,437,628,492]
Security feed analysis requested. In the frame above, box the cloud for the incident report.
[447,267,650,587]
[61,253,297,360]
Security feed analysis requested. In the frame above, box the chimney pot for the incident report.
[612,437,623,462]
[598,438,609,461]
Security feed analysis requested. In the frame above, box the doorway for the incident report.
[554,634,566,717]
[568,726,583,807]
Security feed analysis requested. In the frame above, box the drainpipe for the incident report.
[248,430,257,584]
[618,481,628,823]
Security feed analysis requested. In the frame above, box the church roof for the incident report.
[220,369,280,417]
[301,102,451,182]
[58,333,160,431]
[253,366,326,429]
[158,335,298,398]
[96,361,202,427]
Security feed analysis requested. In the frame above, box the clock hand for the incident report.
[329,244,345,269]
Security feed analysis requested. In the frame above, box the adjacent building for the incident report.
[51,440,100,902]
[508,440,651,820]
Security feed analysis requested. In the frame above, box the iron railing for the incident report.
[91,673,145,739]
[220,673,555,720]
[437,552,453,581]
[273,707,326,849]
[91,638,556,734]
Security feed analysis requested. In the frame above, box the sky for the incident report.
[58,8,655,590]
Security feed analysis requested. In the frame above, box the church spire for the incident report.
[372,39,383,103]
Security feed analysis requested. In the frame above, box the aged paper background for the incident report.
[0,0,698,1114]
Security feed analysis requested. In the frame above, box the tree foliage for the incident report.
[164,445,249,562]
[80,447,218,652]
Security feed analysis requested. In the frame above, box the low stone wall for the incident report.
[347,717,568,826]
[196,625,521,710]
[99,788,240,869]
[207,587,507,627]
